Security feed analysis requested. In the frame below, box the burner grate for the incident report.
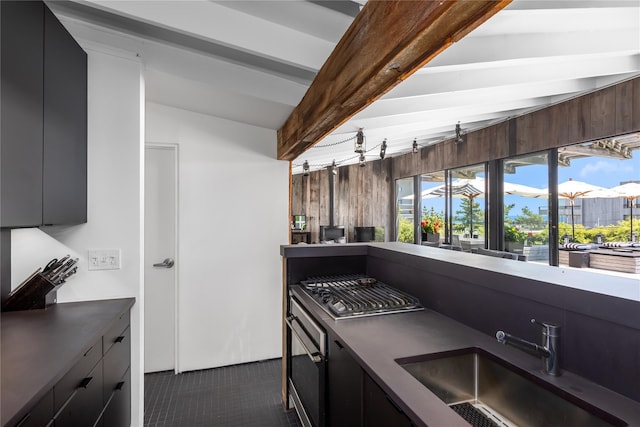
[300,275,422,319]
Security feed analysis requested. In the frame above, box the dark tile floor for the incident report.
[144,358,302,427]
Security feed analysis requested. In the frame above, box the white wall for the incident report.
[11,49,145,426]
[146,102,290,372]
[10,49,289,427]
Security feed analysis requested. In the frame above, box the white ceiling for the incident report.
[48,0,640,174]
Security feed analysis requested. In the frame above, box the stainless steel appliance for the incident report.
[298,275,423,319]
[286,275,423,427]
[286,297,326,427]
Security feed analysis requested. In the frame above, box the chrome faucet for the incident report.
[496,319,561,376]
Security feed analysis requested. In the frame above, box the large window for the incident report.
[396,177,415,243]
[395,133,639,271]
[557,137,640,244]
[503,153,550,263]
[420,172,446,244]
[449,164,486,247]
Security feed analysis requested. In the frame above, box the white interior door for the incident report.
[144,144,178,373]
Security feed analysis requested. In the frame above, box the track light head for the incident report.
[380,139,387,159]
[455,122,465,144]
[412,138,418,154]
[354,128,365,153]
[302,160,309,176]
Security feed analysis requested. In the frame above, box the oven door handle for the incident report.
[286,315,323,364]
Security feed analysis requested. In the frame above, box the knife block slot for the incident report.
[2,273,58,312]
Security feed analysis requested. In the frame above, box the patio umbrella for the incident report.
[426,178,484,236]
[420,177,546,236]
[610,182,640,239]
[548,179,616,240]
[503,181,547,198]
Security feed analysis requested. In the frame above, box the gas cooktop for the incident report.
[298,274,423,319]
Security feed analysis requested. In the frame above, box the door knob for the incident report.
[153,258,175,268]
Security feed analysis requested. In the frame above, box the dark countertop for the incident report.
[290,286,640,427]
[1,298,135,427]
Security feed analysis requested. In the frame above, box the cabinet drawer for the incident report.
[98,368,131,427]
[53,337,101,412]
[13,389,53,427]
[103,326,130,403]
[54,361,103,427]
[103,312,129,355]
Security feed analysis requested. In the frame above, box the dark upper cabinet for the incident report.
[43,5,87,226]
[0,1,45,227]
[0,1,87,228]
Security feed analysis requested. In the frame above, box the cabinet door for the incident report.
[328,336,362,427]
[0,1,44,227]
[363,373,413,427]
[42,4,87,225]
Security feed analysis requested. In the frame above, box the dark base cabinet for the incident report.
[327,335,362,427]
[53,362,104,427]
[99,368,131,427]
[362,374,413,427]
[12,391,53,427]
[98,318,132,427]
[326,342,414,427]
[1,300,133,427]
[52,312,131,427]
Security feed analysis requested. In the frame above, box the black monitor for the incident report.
[354,226,375,242]
[320,225,345,242]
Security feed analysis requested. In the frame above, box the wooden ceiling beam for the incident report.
[277,0,511,161]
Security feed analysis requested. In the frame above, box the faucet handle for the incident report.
[530,318,544,327]
[531,318,561,335]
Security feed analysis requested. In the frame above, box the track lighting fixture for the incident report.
[412,138,418,154]
[359,153,366,167]
[354,128,365,153]
[455,122,464,144]
[330,160,337,175]
[302,160,309,176]
[380,139,387,159]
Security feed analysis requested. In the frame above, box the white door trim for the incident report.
[145,142,180,374]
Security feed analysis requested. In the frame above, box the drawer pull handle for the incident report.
[115,381,125,391]
[83,345,95,357]
[79,376,93,388]
[15,412,31,427]
[115,335,125,343]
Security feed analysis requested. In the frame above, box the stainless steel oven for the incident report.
[286,296,326,427]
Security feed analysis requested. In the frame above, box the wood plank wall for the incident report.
[291,159,393,243]
[290,77,640,241]
[392,77,640,180]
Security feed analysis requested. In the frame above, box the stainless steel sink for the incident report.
[396,348,627,427]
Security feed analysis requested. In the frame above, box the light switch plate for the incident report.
[88,249,121,270]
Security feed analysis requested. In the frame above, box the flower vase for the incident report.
[422,232,440,243]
